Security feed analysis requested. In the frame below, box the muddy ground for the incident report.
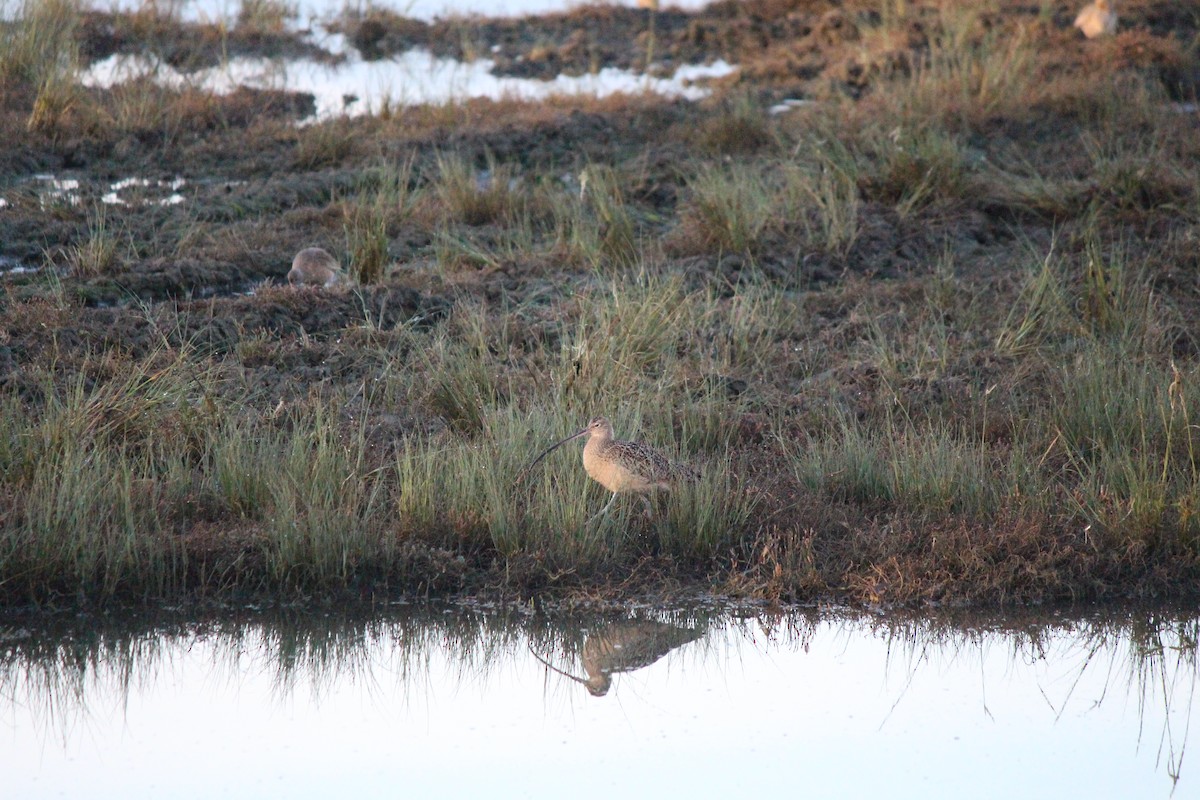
[3,0,1200,608]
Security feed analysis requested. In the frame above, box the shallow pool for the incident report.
[2,603,1195,798]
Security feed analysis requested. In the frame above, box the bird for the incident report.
[578,166,591,202]
[529,620,705,697]
[1074,0,1117,39]
[287,247,345,288]
[517,416,694,523]
[638,0,660,67]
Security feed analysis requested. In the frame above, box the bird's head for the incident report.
[584,416,613,438]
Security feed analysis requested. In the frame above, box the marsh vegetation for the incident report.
[1,0,1200,607]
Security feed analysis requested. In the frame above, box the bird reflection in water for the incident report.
[532,620,704,696]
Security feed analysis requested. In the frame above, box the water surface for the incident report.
[79,0,733,117]
[2,603,1196,798]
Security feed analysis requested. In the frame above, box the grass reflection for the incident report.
[0,603,1197,789]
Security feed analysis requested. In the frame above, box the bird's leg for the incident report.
[586,491,620,525]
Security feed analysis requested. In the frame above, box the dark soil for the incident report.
[3,0,1200,610]
[77,9,342,70]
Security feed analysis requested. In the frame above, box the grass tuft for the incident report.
[434,152,523,227]
[679,164,772,255]
[235,0,296,35]
[65,205,122,278]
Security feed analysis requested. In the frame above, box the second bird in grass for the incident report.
[288,247,346,288]
[520,416,695,523]
[1074,0,1117,39]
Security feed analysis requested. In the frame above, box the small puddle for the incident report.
[0,255,38,274]
[0,173,190,212]
[31,174,81,208]
[77,0,735,119]
[102,176,188,207]
[81,49,737,119]
[93,0,717,25]
[2,603,1196,798]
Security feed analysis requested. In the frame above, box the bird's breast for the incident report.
[583,440,632,493]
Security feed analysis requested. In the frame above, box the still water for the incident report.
[80,0,734,118]
[2,603,1196,798]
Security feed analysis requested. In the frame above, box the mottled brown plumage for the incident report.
[287,247,345,288]
[581,417,675,494]
[518,416,694,522]
[528,620,705,697]
[579,620,703,696]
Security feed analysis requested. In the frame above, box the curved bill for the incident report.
[527,645,589,687]
[512,426,588,485]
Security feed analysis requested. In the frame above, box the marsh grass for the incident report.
[295,120,355,169]
[877,4,1039,126]
[1,346,397,599]
[656,455,758,561]
[104,76,169,134]
[211,415,278,518]
[3,236,1199,604]
[0,0,79,92]
[261,408,395,589]
[343,162,415,284]
[66,205,122,277]
[679,143,867,260]
[569,165,639,270]
[0,350,207,599]
[977,158,1086,220]
[679,163,773,255]
[235,0,296,35]
[395,409,610,564]
[502,409,753,565]
[997,235,1160,360]
[432,201,543,273]
[26,70,80,133]
[780,143,861,255]
[14,442,179,598]
[995,243,1077,358]
[705,283,796,374]
[694,93,772,155]
[777,5,1045,221]
[434,152,523,227]
[1078,109,1194,217]
[790,414,1018,519]
[431,229,500,271]
[559,273,691,406]
[796,228,1200,550]
[2,0,84,134]
[422,327,506,435]
[345,196,386,284]
[0,275,758,599]
[1054,353,1200,550]
[876,125,968,217]
[389,383,756,575]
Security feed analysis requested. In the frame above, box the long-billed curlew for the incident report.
[1074,0,1117,39]
[529,620,704,697]
[288,247,345,288]
[518,416,693,523]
